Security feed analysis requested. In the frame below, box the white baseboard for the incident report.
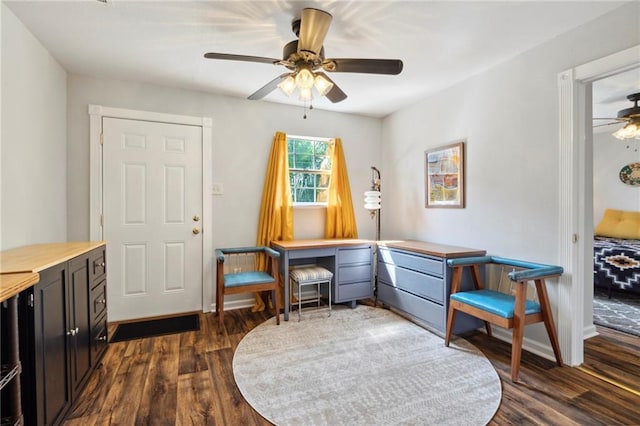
[490,328,558,362]
[209,289,320,312]
[583,323,599,340]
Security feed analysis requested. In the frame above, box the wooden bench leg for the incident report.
[535,279,563,366]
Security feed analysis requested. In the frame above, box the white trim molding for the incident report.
[88,105,214,313]
[558,44,640,366]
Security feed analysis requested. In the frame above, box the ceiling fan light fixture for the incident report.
[295,68,315,90]
[299,87,313,101]
[277,75,296,97]
[314,74,334,97]
[613,119,640,140]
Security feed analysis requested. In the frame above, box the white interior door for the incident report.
[103,117,203,321]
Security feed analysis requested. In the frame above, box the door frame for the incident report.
[558,44,640,366]
[88,105,213,313]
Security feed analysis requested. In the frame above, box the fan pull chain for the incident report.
[302,101,314,119]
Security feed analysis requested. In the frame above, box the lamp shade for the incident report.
[613,120,640,140]
[314,74,334,97]
[295,68,315,90]
[364,190,381,210]
[299,87,313,101]
[277,76,296,97]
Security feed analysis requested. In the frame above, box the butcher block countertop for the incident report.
[377,240,485,258]
[0,272,40,303]
[0,241,106,301]
[0,241,106,273]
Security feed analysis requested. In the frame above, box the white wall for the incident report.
[66,75,382,248]
[593,130,640,224]
[1,4,67,250]
[381,2,639,355]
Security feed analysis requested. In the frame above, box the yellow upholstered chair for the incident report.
[215,246,281,327]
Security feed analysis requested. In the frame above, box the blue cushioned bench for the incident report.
[444,256,564,381]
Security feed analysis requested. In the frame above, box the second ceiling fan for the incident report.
[204,8,403,103]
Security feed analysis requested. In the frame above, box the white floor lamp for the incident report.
[364,166,381,303]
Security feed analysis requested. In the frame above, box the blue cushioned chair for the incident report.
[215,246,281,327]
[444,256,564,381]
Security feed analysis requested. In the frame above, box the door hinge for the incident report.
[28,293,34,308]
[100,132,104,145]
[572,234,579,243]
[100,214,104,227]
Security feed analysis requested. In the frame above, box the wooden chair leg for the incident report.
[535,279,563,366]
[273,281,281,325]
[445,306,457,346]
[510,282,527,382]
[484,321,493,337]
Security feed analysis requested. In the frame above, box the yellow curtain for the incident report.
[253,131,293,311]
[325,138,358,239]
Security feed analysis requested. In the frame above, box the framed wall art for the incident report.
[425,141,465,208]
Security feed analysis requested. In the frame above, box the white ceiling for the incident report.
[4,0,633,118]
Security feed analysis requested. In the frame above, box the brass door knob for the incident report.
[192,227,200,235]
[193,215,200,222]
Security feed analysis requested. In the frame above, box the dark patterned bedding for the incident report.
[594,236,640,294]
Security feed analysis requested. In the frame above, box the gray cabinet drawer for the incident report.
[379,248,443,277]
[336,281,372,302]
[378,261,444,304]
[378,281,444,331]
[339,264,371,283]
[338,247,371,265]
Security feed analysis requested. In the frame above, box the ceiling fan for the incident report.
[203,8,403,104]
[593,92,640,139]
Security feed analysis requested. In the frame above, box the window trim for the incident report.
[287,134,333,207]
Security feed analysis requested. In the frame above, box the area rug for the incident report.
[233,306,501,425]
[110,313,200,342]
[593,289,640,337]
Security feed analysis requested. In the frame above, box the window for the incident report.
[287,135,332,204]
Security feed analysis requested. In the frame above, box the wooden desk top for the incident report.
[377,240,485,259]
[271,239,484,259]
[0,272,40,303]
[271,239,373,251]
[0,241,106,274]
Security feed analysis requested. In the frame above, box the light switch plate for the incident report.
[211,182,224,195]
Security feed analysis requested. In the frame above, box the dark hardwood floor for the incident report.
[65,305,640,425]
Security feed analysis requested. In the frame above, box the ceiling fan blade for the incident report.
[297,8,332,56]
[593,122,625,128]
[204,52,280,65]
[315,72,347,103]
[322,58,403,75]
[248,73,291,100]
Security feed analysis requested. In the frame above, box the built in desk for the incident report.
[271,239,374,321]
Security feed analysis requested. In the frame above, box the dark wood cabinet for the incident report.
[68,254,93,399]
[18,246,107,425]
[21,263,72,426]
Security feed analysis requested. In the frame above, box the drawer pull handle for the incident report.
[95,261,106,268]
[96,299,106,305]
[96,335,107,342]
